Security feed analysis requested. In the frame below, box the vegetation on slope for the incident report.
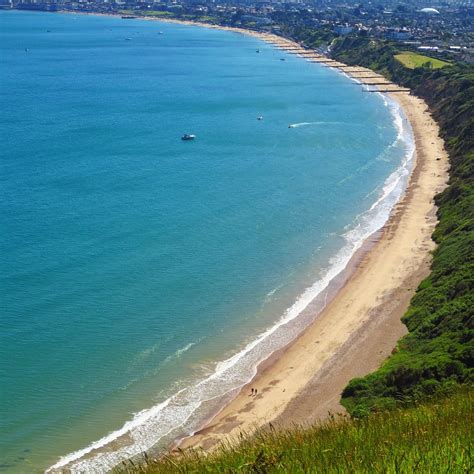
[394,51,450,70]
[328,36,474,416]
[124,389,472,473]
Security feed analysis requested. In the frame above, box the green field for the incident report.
[119,10,174,17]
[120,389,473,473]
[395,51,450,69]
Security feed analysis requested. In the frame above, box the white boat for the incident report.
[181,134,196,141]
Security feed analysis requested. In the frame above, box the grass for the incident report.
[119,10,175,18]
[140,11,175,18]
[395,51,450,69]
[119,389,473,473]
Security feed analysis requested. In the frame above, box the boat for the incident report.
[125,38,133,41]
[181,134,196,141]
[159,31,164,35]
[280,58,286,61]
[256,49,260,53]
[121,15,138,19]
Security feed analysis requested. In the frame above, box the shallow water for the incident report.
[0,11,413,472]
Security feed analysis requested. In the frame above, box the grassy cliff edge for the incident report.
[127,389,472,473]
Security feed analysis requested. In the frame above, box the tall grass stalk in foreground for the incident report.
[118,389,472,473]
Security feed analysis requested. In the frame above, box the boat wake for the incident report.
[288,121,344,128]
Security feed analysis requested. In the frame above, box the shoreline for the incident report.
[42,14,450,471]
[161,23,449,455]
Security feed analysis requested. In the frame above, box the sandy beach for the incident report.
[160,28,451,452]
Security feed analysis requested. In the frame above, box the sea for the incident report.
[0,10,414,473]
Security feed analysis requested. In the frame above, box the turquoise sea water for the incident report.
[0,10,414,472]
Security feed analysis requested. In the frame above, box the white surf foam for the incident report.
[288,121,344,128]
[175,342,196,358]
[161,341,199,366]
[47,72,415,474]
